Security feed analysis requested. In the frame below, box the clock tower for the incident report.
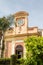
[13,11,29,34]
[4,11,39,58]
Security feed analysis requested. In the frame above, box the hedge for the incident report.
[0,58,10,65]
[11,55,17,65]
[0,55,18,65]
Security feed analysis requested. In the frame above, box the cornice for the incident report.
[4,32,39,39]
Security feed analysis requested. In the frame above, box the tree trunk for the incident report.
[1,31,5,58]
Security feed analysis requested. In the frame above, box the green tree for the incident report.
[7,15,17,27]
[24,36,43,65]
[0,16,11,58]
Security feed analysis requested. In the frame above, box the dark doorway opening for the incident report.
[15,45,23,59]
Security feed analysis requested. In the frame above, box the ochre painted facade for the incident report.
[4,11,42,58]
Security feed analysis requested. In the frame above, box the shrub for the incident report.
[0,55,18,65]
[11,55,17,65]
[17,58,25,65]
[0,58,10,65]
[24,36,43,65]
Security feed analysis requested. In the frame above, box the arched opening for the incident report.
[15,45,23,59]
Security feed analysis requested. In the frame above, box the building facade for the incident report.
[4,11,43,58]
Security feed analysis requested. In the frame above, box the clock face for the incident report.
[17,19,24,26]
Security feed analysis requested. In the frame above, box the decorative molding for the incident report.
[15,40,23,43]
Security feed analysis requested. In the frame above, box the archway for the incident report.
[15,45,23,59]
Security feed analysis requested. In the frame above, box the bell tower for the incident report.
[13,11,29,34]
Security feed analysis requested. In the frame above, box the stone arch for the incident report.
[15,45,23,59]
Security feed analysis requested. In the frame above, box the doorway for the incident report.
[15,45,23,59]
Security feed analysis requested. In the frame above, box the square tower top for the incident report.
[13,11,29,17]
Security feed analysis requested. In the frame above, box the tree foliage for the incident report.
[7,15,17,27]
[0,16,11,57]
[24,36,43,65]
[0,17,11,31]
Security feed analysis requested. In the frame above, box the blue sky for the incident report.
[0,0,43,29]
